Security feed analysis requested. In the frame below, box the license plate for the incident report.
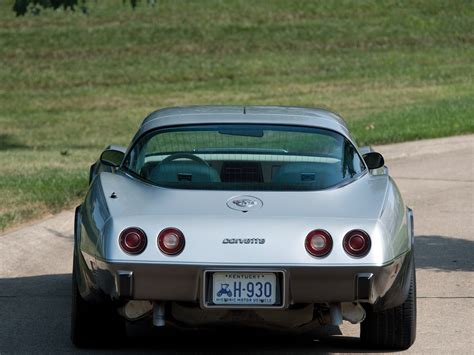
[212,272,277,305]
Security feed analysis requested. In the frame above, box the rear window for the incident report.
[123,124,366,191]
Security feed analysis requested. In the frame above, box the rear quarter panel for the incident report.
[378,176,411,259]
[79,177,110,263]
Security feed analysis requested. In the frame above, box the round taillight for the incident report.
[158,228,185,255]
[343,230,371,257]
[305,230,333,257]
[119,227,147,254]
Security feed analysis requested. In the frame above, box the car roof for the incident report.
[137,105,353,142]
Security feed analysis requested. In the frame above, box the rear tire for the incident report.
[360,262,417,350]
[71,255,126,347]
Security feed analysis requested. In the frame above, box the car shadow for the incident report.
[0,274,394,354]
[2,234,471,352]
[415,235,474,272]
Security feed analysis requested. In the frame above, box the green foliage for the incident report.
[12,0,156,16]
[350,96,474,146]
[13,0,79,16]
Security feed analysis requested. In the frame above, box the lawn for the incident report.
[0,0,473,231]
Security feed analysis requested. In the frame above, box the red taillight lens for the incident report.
[158,228,185,255]
[119,227,147,254]
[305,230,333,257]
[343,230,371,257]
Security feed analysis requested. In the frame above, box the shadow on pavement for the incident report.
[2,236,468,352]
[415,235,474,272]
[0,274,395,354]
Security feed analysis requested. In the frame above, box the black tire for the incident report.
[71,256,126,347]
[360,262,417,350]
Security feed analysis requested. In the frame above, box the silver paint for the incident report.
[77,105,413,314]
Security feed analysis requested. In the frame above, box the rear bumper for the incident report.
[88,251,411,309]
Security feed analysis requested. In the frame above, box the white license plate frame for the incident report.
[203,270,285,309]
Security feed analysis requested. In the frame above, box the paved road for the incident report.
[0,134,473,354]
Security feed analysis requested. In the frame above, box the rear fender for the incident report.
[372,222,415,311]
[74,205,108,304]
[407,207,414,247]
[371,208,414,311]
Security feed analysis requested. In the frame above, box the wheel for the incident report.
[360,262,417,350]
[70,254,126,347]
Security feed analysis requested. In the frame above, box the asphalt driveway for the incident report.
[0,134,473,354]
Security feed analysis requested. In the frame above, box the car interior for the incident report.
[140,153,343,189]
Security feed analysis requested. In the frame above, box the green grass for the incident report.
[0,0,473,231]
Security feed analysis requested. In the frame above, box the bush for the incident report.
[13,0,79,16]
[12,0,156,16]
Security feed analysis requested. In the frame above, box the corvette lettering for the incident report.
[222,238,265,244]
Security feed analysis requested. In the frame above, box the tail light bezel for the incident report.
[343,229,371,257]
[158,227,185,256]
[305,229,333,257]
[119,227,147,255]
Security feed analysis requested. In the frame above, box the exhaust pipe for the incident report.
[329,303,343,325]
[118,300,153,321]
[153,302,166,327]
[342,302,366,324]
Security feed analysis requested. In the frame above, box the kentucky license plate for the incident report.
[212,272,277,305]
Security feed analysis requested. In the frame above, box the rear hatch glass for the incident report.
[123,124,366,191]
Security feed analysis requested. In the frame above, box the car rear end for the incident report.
[85,192,411,329]
[74,115,415,349]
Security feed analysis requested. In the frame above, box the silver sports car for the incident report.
[72,106,416,349]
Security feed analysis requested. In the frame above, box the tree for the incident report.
[13,0,155,16]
